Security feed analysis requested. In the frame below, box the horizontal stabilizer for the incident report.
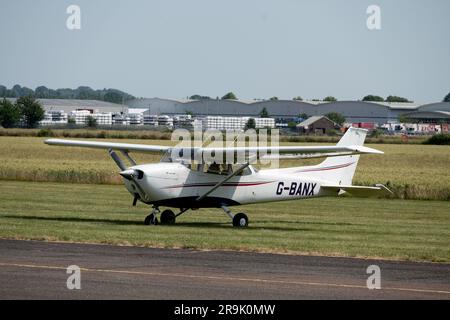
[321,184,392,198]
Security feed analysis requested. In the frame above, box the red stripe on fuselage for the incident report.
[295,162,354,173]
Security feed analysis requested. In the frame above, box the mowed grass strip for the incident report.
[0,181,448,262]
[0,136,449,200]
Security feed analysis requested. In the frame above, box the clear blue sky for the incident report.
[0,0,449,102]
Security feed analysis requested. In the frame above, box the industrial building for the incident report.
[69,110,113,125]
[126,98,450,124]
[40,110,68,126]
[127,108,145,125]
[36,99,127,114]
[5,98,127,126]
[4,97,449,131]
[402,102,450,124]
[201,116,275,130]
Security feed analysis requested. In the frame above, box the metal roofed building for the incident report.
[126,98,450,124]
[296,116,341,134]
[201,116,275,130]
[402,102,450,124]
[5,97,449,126]
[7,98,128,114]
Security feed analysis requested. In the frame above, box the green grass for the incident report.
[0,181,449,262]
[0,136,449,200]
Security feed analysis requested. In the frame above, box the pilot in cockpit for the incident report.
[207,162,221,174]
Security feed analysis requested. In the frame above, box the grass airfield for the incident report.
[0,180,448,263]
[0,135,449,263]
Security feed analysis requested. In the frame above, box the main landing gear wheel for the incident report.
[160,209,176,225]
[233,213,248,228]
[144,213,158,225]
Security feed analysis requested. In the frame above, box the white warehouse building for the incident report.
[202,116,275,130]
[69,110,113,125]
[127,108,146,125]
[127,98,450,124]
[40,110,68,126]
[6,97,449,129]
[92,112,113,125]
[70,110,92,124]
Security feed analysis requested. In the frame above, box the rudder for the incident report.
[318,127,368,185]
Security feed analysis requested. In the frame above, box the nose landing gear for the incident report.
[144,207,179,225]
[144,207,160,225]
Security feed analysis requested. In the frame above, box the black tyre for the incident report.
[160,209,176,225]
[232,213,248,227]
[144,213,158,225]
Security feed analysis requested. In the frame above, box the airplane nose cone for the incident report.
[120,169,145,180]
[119,169,137,180]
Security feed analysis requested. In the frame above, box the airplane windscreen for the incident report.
[160,149,254,176]
[160,148,195,164]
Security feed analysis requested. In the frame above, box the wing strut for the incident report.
[109,149,149,202]
[121,150,137,166]
[196,162,250,202]
[108,149,127,171]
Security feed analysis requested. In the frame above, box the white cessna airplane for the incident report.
[45,127,391,227]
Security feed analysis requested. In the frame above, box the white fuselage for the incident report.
[123,162,337,208]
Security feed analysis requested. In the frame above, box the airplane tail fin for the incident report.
[316,127,368,186]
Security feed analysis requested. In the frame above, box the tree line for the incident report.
[190,92,339,102]
[189,92,431,103]
[365,93,450,102]
[0,85,135,104]
[362,95,412,103]
[3,85,449,103]
[0,97,45,128]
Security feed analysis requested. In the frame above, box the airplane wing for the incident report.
[199,145,383,160]
[45,138,170,153]
[45,139,383,159]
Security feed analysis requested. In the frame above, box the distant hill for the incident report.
[0,85,135,104]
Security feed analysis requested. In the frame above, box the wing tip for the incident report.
[348,145,384,154]
[44,138,61,145]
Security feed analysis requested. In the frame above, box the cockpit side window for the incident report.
[202,163,253,176]
[161,148,197,164]
[161,149,254,176]
[204,162,222,175]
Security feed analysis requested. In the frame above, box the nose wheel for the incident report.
[144,208,179,225]
[144,213,158,225]
[144,207,160,225]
